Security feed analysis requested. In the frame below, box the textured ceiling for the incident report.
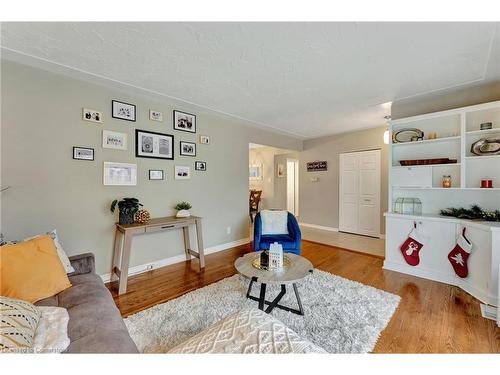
[1,22,499,138]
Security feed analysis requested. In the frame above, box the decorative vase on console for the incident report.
[175,201,192,218]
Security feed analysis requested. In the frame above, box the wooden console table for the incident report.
[111,216,205,295]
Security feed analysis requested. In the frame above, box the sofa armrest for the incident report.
[68,253,95,276]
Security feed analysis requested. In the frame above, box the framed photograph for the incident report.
[103,162,137,186]
[136,129,174,160]
[195,161,207,171]
[175,166,191,180]
[102,130,127,150]
[180,141,196,157]
[277,163,285,177]
[82,108,102,123]
[199,135,210,144]
[73,147,94,161]
[149,110,163,122]
[149,169,164,180]
[112,100,136,122]
[173,110,196,133]
[249,164,262,180]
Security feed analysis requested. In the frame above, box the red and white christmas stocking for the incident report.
[400,225,425,266]
[447,228,472,278]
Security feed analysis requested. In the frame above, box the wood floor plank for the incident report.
[106,240,500,353]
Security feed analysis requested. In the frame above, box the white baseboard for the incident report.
[299,222,339,232]
[100,237,250,283]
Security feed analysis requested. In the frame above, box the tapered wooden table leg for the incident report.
[195,218,205,269]
[118,233,133,295]
[182,226,191,261]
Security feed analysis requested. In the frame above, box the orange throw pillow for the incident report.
[0,235,72,303]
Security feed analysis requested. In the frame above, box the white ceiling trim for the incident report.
[1,46,307,140]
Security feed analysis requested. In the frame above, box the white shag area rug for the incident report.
[124,270,400,353]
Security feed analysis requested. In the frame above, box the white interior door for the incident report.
[339,150,381,237]
[287,159,299,216]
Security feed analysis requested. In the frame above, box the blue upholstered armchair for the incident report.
[253,212,301,255]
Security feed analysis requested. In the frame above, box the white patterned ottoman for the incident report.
[168,309,325,354]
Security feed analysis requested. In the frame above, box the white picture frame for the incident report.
[249,164,262,180]
[102,130,128,150]
[199,135,210,144]
[82,108,102,123]
[175,166,191,180]
[103,162,137,186]
[149,110,163,122]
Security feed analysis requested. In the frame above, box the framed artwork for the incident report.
[103,162,137,186]
[149,110,163,122]
[199,135,210,144]
[82,108,102,123]
[277,163,285,177]
[249,164,262,180]
[149,169,164,180]
[173,110,196,133]
[112,100,136,122]
[175,166,191,180]
[195,161,207,171]
[136,129,174,160]
[180,141,196,157]
[73,147,94,161]
[102,130,127,150]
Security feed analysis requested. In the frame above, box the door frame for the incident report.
[338,149,381,238]
[286,158,299,216]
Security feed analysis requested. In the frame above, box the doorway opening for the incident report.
[248,143,299,227]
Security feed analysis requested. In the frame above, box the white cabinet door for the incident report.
[339,150,381,237]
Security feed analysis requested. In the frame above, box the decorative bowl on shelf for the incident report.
[392,128,424,143]
[470,138,500,156]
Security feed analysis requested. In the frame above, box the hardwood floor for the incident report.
[107,240,500,353]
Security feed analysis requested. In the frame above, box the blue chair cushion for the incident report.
[258,235,296,250]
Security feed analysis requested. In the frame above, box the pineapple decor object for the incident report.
[135,209,151,224]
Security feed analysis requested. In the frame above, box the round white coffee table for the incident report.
[234,251,313,316]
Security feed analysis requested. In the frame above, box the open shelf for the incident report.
[392,163,461,169]
[466,128,500,136]
[465,155,500,160]
[391,135,460,147]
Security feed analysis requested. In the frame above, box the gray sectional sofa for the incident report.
[35,253,138,353]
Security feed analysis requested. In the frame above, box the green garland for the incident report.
[440,205,500,222]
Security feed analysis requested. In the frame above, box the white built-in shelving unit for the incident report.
[385,100,500,309]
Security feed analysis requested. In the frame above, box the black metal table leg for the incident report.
[246,277,257,298]
[258,283,267,310]
[292,283,304,316]
[265,284,286,314]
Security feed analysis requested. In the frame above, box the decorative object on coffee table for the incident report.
[175,201,192,218]
[235,251,313,316]
[110,198,143,225]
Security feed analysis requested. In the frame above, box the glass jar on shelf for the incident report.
[393,197,422,215]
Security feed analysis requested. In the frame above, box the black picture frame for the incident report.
[173,110,196,133]
[112,100,136,122]
[179,141,196,157]
[195,161,207,171]
[149,169,164,180]
[135,129,174,160]
[73,147,94,161]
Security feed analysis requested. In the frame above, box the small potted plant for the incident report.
[111,198,143,225]
[175,201,192,218]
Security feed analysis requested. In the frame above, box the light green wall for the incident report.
[0,60,301,275]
